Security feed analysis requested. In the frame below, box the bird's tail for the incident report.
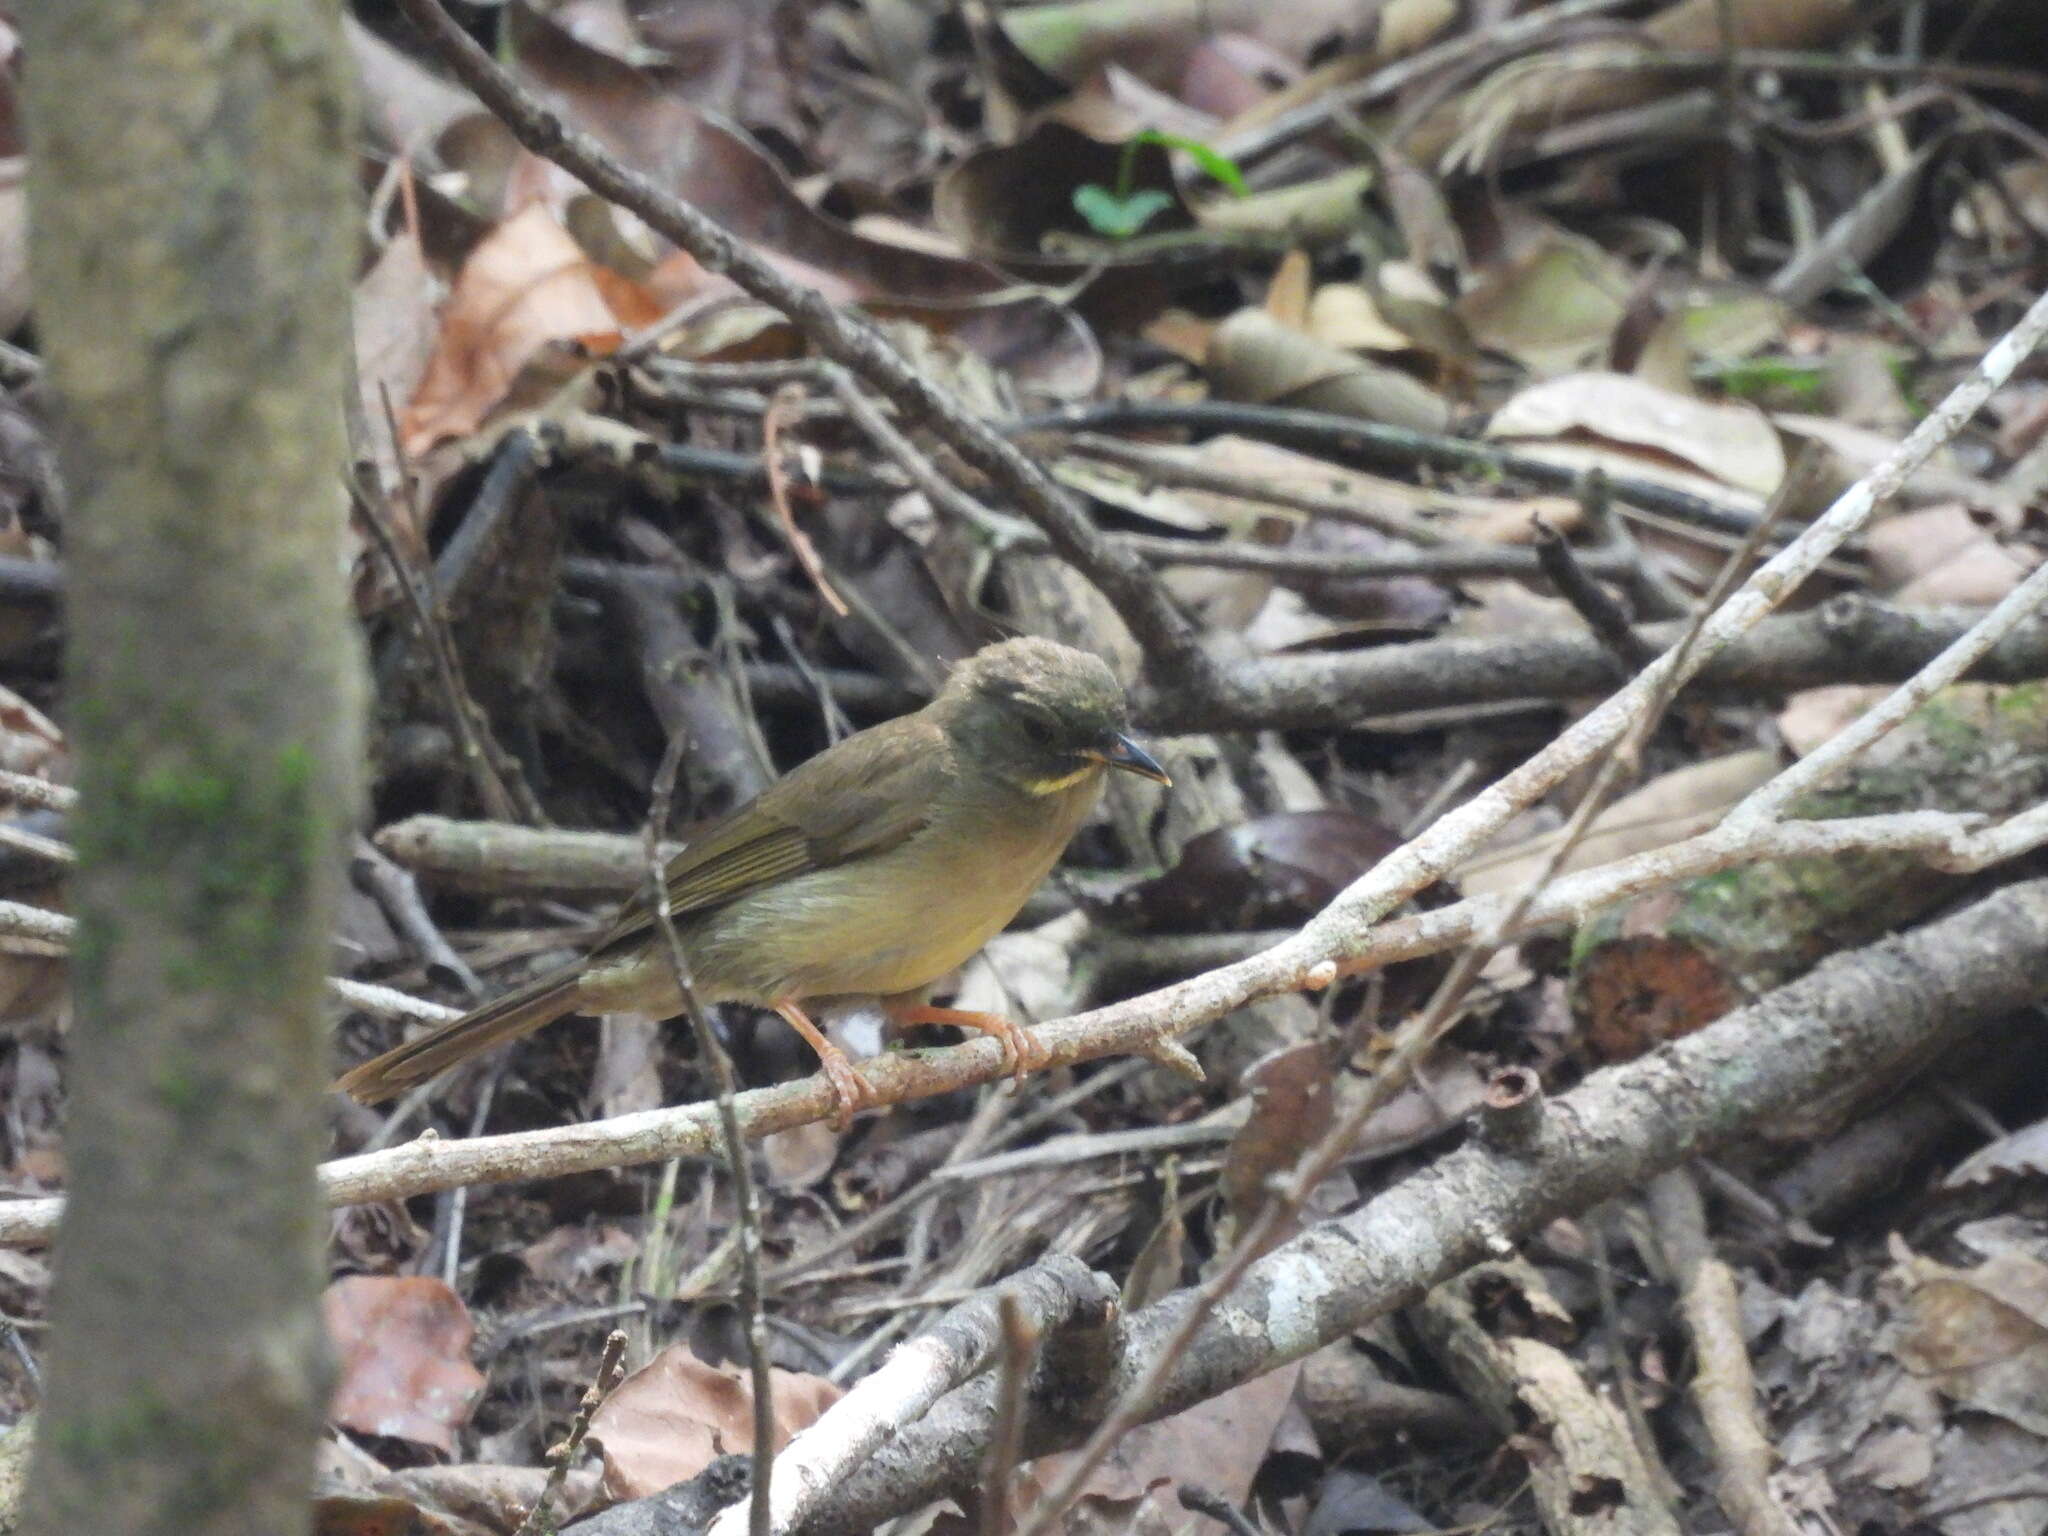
[333,966,584,1103]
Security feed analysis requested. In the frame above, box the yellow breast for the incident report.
[684,769,1103,1003]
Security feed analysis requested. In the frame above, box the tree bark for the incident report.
[16,4,361,1534]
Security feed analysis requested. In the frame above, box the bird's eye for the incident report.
[1021,712,1059,747]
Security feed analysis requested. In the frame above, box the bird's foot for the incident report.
[774,1002,880,1131]
[886,1004,1049,1085]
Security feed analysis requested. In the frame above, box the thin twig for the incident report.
[512,1327,629,1536]
[0,770,74,813]
[0,1316,39,1397]
[348,457,534,824]
[0,823,71,868]
[759,382,848,617]
[641,727,776,1536]
[1067,432,1457,545]
[6,299,2047,1259]
[433,1064,499,1289]
[981,1294,1037,1536]
[1532,512,1656,668]
[1177,1486,1266,1536]
[1648,1170,1799,1536]
[350,837,482,998]
[1017,500,1777,1535]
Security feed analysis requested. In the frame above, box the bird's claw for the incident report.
[816,1046,880,1132]
[888,1005,1048,1086]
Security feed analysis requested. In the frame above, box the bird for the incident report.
[334,636,1170,1125]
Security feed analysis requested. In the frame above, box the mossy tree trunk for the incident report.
[17,3,361,1533]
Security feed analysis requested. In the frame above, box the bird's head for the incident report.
[942,637,1170,796]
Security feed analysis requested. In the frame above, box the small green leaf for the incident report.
[1073,184,1175,239]
[1130,130,1246,195]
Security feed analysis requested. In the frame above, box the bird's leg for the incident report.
[883,1002,1049,1084]
[773,1001,879,1131]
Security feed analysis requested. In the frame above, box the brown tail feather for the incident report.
[333,966,584,1103]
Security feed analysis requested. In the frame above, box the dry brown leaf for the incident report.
[1114,810,1402,933]
[1894,540,2033,609]
[1894,1245,2048,1436]
[1776,413,2003,512]
[1368,259,1475,374]
[1776,685,1889,758]
[589,1344,841,1501]
[1053,457,1223,534]
[504,5,1028,313]
[998,0,1220,89]
[1306,282,1411,354]
[1866,504,1991,593]
[1141,308,1217,363]
[1176,37,1295,121]
[1440,576,1576,645]
[1948,1119,2048,1189]
[1925,1417,2048,1536]
[999,0,1381,88]
[383,1461,603,1533]
[1196,167,1377,247]
[1222,1040,1335,1237]
[520,1222,641,1291]
[401,203,645,454]
[1487,373,1786,496]
[353,227,442,493]
[933,118,1192,263]
[324,1276,485,1456]
[1027,1363,1304,1520]
[761,1118,843,1188]
[1575,933,1740,1064]
[1265,248,1313,328]
[310,1492,455,1536]
[347,15,482,154]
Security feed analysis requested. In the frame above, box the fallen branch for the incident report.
[1648,1170,1800,1536]
[1141,596,2048,732]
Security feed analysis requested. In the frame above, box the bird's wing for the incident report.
[592,717,951,955]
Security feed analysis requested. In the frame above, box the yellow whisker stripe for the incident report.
[1020,764,1098,795]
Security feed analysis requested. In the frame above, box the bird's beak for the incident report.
[1088,734,1172,786]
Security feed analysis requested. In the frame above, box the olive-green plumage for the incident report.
[333,637,1168,1117]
